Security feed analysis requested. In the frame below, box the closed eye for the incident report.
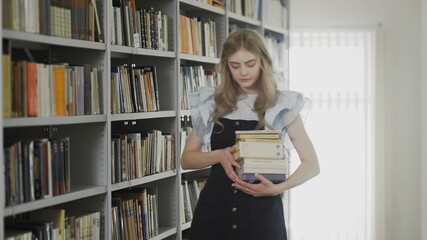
[246,60,256,67]
[230,63,240,69]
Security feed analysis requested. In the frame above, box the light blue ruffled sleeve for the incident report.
[189,87,216,150]
[265,91,310,149]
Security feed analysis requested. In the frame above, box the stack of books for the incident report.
[234,130,287,183]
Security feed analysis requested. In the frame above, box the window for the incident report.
[288,30,376,240]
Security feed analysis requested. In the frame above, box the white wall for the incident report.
[289,0,422,240]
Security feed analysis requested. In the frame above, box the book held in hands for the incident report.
[234,130,287,183]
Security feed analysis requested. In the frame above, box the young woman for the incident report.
[181,29,320,240]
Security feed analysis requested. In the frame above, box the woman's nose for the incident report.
[240,66,248,75]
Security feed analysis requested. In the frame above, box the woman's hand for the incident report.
[232,173,282,197]
[214,147,241,182]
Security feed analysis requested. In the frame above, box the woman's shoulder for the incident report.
[189,86,216,108]
[265,90,309,130]
[272,90,306,113]
[276,90,304,104]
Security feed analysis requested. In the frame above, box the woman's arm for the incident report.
[232,115,320,196]
[181,130,241,181]
[275,115,320,192]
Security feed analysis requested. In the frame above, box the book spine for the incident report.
[240,173,286,183]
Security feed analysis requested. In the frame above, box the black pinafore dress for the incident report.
[189,118,287,240]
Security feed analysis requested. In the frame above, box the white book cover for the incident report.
[163,14,168,51]
[234,141,285,160]
[238,158,287,166]
[237,166,287,175]
[179,184,186,224]
[117,8,123,46]
[91,212,100,240]
[235,129,282,139]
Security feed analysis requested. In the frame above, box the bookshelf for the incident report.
[1,0,288,239]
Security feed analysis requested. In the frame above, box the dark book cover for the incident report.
[112,197,126,240]
[33,140,44,200]
[83,64,92,115]
[139,66,159,111]
[240,173,286,183]
[50,138,61,196]
[63,137,71,193]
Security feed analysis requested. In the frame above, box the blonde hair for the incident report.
[212,29,277,129]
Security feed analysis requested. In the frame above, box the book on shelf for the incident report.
[5,60,102,118]
[3,53,12,118]
[28,208,65,240]
[180,177,206,224]
[3,137,71,206]
[111,130,174,183]
[179,15,217,57]
[182,180,193,222]
[110,1,168,50]
[26,62,39,116]
[2,0,103,42]
[50,138,70,196]
[113,187,159,239]
[265,0,287,28]
[111,198,126,240]
[6,220,53,240]
[138,65,159,112]
[64,210,101,240]
[4,229,33,240]
[90,0,104,42]
[39,138,53,199]
[111,65,159,114]
[111,205,121,240]
[228,0,260,19]
[179,15,189,54]
[179,183,186,224]
[213,0,225,9]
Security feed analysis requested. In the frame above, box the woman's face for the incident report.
[228,48,261,94]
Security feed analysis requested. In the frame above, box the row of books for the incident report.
[180,65,220,110]
[111,0,169,50]
[179,15,217,58]
[4,137,71,206]
[180,179,206,224]
[112,188,159,240]
[180,118,192,158]
[228,0,261,20]
[5,208,100,240]
[265,33,286,68]
[111,130,175,184]
[265,0,287,28]
[2,0,103,42]
[111,65,159,114]
[2,55,102,118]
[234,130,287,183]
